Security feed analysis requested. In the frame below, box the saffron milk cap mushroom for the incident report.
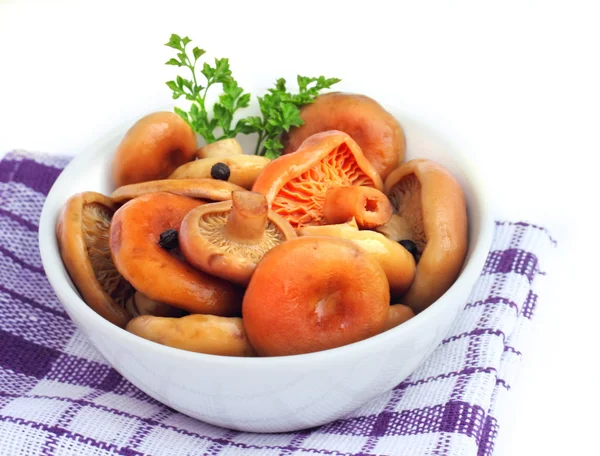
[297,219,415,297]
[110,178,245,205]
[56,192,134,327]
[109,192,243,316]
[180,191,296,286]
[196,138,244,159]
[112,111,197,187]
[126,314,255,357]
[384,159,468,313]
[170,155,271,189]
[252,130,386,229]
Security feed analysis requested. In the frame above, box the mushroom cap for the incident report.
[170,155,271,189]
[384,304,415,331]
[196,138,244,159]
[110,178,245,204]
[252,130,383,228]
[56,191,133,327]
[384,159,468,312]
[242,236,390,357]
[125,291,187,318]
[112,111,197,187]
[297,219,415,297]
[126,314,255,357]
[180,192,297,286]
[281,92,406,179]
[109,191,243,316]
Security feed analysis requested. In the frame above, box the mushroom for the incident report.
[243,236,389,357]
[56,192,134,327]
[125,291,187,318]
[179,191,296,286]
[126,314,255,357]
[322,185,393,229]
[281,92,406,179]
[383,304,415,331]
[110,178,245,205]
[170,155,271,189]
[110,192,243,316]
[112,111,197,187]
[297,219,415,297]
[252,130,390,229]
[375,214,414,242]
[384,159,468,313]
[196,138,244,159]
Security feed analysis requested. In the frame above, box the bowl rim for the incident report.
[39,103,495,368]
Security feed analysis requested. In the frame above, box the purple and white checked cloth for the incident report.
[0,150,556,456]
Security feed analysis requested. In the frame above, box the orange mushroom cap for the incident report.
[109,192,243,316]
[384,159,468,313]
[252,130,384,229]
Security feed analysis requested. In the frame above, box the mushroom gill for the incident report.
[195,210,288,263]
[387,173,426,253]
[82,202,134,308]
[271,143,377,228]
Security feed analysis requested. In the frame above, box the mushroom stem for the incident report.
[323,186,393,229]
[226,191,269,242]
[375,214,414,242]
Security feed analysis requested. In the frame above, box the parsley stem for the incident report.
[254,131,264,156]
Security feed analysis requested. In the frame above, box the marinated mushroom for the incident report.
[281,93,406,179]
[110,178,245,205]
[112,111,197,187]
[322,185,393,229]
[170,155,271,189]
[56,192,134,327]
[180,191,296,286]
[110,192,243,316]
[252,130,386,229]
[243,236,389,356]
[125,291,187,318]
[383,304,415,331]
[384,159,468,313]
[126,314,255,357]
[297,219,415,297]
[375,214,414,242]
[196,138,244,159]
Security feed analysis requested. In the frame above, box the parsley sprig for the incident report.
[165,34,253,143]
[165,34,341,158]
[245,76,341,158]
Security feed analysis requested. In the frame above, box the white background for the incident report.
[1,1,599,455]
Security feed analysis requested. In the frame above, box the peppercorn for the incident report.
[159,229,179,250]
[210,162,231,181]
[399,239,419,262]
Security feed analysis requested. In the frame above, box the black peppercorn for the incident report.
[399,239,419,262]
[159,229,179,250]
[210,162,231,181]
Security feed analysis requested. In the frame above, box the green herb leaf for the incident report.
[174,106,190,124]
[236,92,251,109]
[263,138,284,159]
[165,34,183,50]
[251,74,341,158]
[165,34,254,144]
[165,58,182,67]
[212,58,232,83]
[201,62,214,80]
[192,47,205,61]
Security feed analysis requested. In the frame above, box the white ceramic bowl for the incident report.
[39,102,493,433]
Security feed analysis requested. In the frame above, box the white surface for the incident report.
[1,0,598,451]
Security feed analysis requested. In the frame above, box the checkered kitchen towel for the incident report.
[0,150,556,456]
